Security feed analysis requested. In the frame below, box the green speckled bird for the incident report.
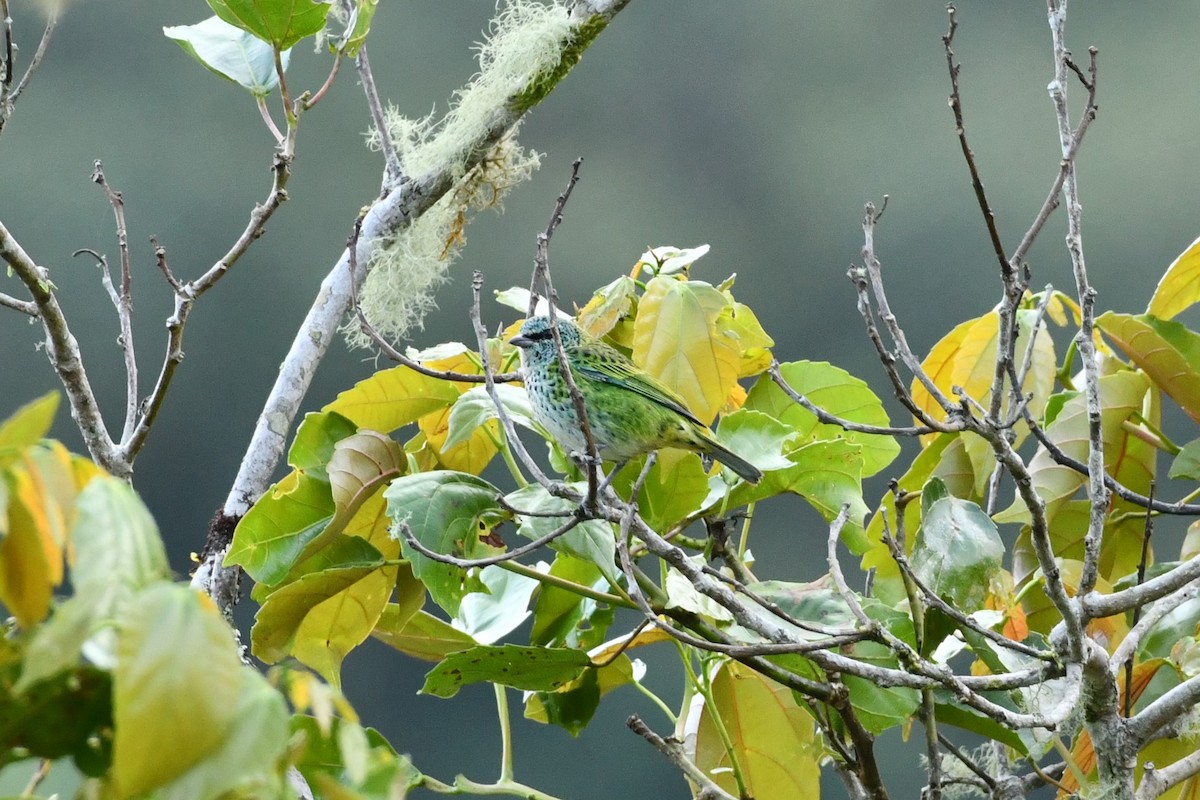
[510,316,762,483]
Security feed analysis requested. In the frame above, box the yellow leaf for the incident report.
[634,276,740,423]
[419,404,498,474]
[912,316,980,441]
[0,453,72,627]
[325,365,461,433]
[576,275,637,338]
[693,661,820,799]
[1148,235,1200,320]
[0,392,59,467]
[293,563,398,688]
[719,302,775,378]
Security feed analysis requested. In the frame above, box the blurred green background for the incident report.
[2,1,1199,797]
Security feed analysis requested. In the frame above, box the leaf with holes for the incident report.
[421,645,591,698]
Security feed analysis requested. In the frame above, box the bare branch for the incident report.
[768,360,939,436]
[1136,749,1200,800]
[0,289,35,316]
[626,715,737,800]
[91,161,139,441]
[1046,0,1107,597]
[1128,673,1200,748]
[943,5,1009,279]
[9,12,54,104]
[355,44,402,188]
[1110,581,1199,679]
[122,137,296,464]
[395,517,582,570]
[220,0,635,528]
[0,220,120,474]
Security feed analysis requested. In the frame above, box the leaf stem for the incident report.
[494,560,635,609]
[494,684,514,783]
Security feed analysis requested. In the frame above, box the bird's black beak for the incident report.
[510,335,533,349]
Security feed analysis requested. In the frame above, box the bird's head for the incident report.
[510,316,582,362]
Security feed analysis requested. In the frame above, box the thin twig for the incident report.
[943,5,1009,280]
[91,161,139,440]
[627,715,738,800]
[123,135,296,463]
[937,734,997,791]
[395,516,582,570]
[1046,8,1106,597]
[768,360,937,436]
[1125,481,1155,716]
[469,270,551,487]
[9,12,53,103]
[529,159,602,506]
[150,236,184,295]
[355,44,402,187]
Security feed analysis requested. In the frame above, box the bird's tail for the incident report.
[695,430,763,484]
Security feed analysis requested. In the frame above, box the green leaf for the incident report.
[843,642,921,733]
[911,479,1004,613]
[421,645,591,698]
[530,555,613,649]
[207,0,331,50]
[252,557,391,685]
[163,16,289,96]
[454,565,540,644]
[0,392,58,467]
[693,661,820,797]
[713,408,797,473]
[288,410,358,474]
[372,608,476,662]
[504,483,619,585]
[666,558,734,622]
[113,584,244,797]
[610,451,712,535]
[18,477,169,690]
[225,472,335,585]
[861,432,958,606]
[154,670,289,800]
[635,244,712,277]
[0,665,113,769]
[384,471,508,615]
[336,0,377,56]
[1097,312,1200,422]
[523,667,602,736]
[1169,438,1200,481]
[443,384,539,451]
[996,370,1150,524]
[576,275,638,338]
[933,691,1027,754]
[1139,597,1200,660]
[746,360,900,478]
[724,438,871,553]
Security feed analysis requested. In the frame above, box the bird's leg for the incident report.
[568,453,627,514]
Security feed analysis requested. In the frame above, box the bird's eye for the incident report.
[526,328,553,341]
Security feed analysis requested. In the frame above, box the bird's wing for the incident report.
[571,342,705,427]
